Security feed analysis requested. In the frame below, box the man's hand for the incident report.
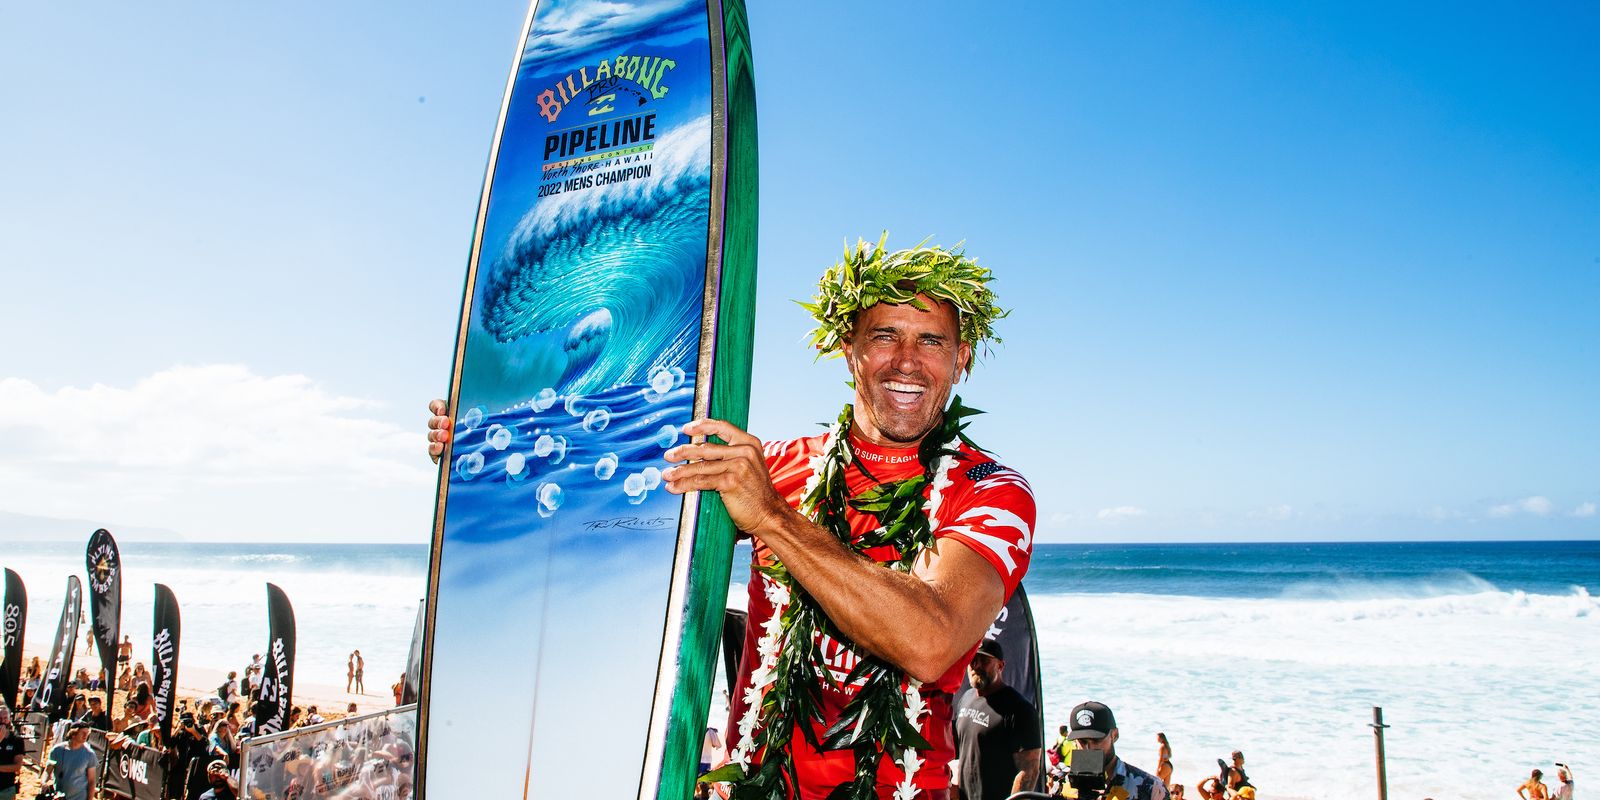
[662,418,792,536]
[426,399,452,463]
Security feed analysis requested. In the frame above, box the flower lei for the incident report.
[704,398,984,800]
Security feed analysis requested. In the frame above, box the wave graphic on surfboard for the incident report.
[466,118,710,401]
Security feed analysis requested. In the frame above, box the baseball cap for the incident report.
[1068,700,1116,739]
[68,720,92,731]
[207,759,228,772]
[975,639,1004,661]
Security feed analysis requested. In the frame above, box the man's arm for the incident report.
[1010,747,1042,795]
[664,418,1006,682]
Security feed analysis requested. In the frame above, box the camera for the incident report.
[1068,748,1107,799]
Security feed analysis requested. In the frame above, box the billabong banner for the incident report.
[254,583,296,734]
[151,583,181,743]
[86,527,123,707]
[32,576,82,720]
[1,568,25,710]
[104,741,166,800]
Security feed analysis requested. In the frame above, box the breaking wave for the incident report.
[478,118,710,395]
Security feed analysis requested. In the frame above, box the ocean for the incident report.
[3,539,1594,799]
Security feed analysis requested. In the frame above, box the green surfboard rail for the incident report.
[661,0,758,797]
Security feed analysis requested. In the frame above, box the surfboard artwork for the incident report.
[417,0,756,798]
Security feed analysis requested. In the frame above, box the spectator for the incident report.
[198,758,238,800]
[952,639,1041,800]
[1554,763,1574,800]
[217,672,238,705]
[84,696,112,731]
[43,720,99,800]
[1067,700,1168,800]
[1520,769,1551,800]
[0,717,24,800]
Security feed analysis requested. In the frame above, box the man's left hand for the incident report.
[663,418,790,536]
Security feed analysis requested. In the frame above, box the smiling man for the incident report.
[422,238,1034,799]
[665,238,1036,799]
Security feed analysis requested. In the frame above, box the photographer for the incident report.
[1063,701,1167,800]
[170,710,212,800]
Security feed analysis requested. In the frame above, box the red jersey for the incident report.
[726,431,1036,799]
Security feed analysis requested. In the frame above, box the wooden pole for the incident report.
[1371,706,1390,800]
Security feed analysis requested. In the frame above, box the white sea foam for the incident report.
[1030,589,1598,799]
[5,545,424,695]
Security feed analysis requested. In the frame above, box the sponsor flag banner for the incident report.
[403,599,423,705]
[31,576,82,720]
[241,705,417,800]
[85,527,123,707]
[1,568,25,710]
[254,583,296,734]
[151,584,181,743]
[104,742,166,800]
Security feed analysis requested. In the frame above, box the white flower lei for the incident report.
[726,420,964,798]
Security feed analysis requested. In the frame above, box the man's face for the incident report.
[1072,728,1118,760]
[967,653,1003,693]
[842,295,972,446]
[68,728,90,747]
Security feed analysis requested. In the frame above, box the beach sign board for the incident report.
[417,0,757,798]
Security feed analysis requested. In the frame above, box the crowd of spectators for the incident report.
[4,654,408,800]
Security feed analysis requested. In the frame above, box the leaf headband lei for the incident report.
[798,234,1007,367]
[705,238,1005,800]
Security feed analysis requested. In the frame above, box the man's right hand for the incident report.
[426,399,452,463]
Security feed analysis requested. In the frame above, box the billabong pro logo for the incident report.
[88,542,117,594]
[1075,709,1095,727]
[536,54,676,123]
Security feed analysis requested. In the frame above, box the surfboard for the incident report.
[416,1,756,798]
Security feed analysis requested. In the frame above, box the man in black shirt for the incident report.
[952,640,1041,800]
[84,697,112,732]
[0,717,25,800]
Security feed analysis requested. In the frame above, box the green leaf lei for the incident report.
[705,398,985,800]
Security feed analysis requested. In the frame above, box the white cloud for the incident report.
[1575,502,1597,518]
[0,365,433,537]
[1489,496,1553,518]
[1096,506,1147,520]
[1247,504,1295,521]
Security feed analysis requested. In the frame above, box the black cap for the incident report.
[68,720,92,731]
[975,639,1004,661]
[1068,700,1116,739]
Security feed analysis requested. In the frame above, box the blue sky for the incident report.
[1,1,1595,543]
